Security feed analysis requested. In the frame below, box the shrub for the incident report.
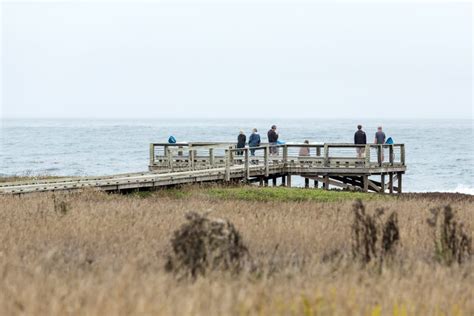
[351,200,400,264]
[427,205,472,265]
[165,212,250,278]
[53,195,69,216]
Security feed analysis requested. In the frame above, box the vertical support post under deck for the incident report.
[287,174,292,187]
[381,174,386,194]
[389,173,394,194]
[397,172,403,194]
[314,179,318,188]
[363,175,369,192]
[323,175,329,190]
[304,178,309,188]
[282,175,286,186]
[272,177,277,186]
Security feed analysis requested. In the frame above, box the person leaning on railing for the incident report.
[298,140,311,166]
[298,140,310,156]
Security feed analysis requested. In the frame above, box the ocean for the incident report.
[1,118,473,194]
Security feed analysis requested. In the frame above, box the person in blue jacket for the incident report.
[248,128,261,156]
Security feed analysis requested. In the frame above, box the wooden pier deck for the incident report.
[0,142,406,195]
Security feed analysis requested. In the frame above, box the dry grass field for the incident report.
[0,186,472,315]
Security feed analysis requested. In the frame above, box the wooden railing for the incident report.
[149,142,405,173]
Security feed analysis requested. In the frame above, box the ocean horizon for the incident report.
[1,118,473,194]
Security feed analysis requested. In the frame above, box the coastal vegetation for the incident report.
[0,185,472,315]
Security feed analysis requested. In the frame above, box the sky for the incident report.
[1,1,472,119]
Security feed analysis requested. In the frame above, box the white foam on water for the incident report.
[416,185,474,195]
[446,184,474,195]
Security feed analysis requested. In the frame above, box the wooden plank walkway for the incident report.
[0,142,406,195]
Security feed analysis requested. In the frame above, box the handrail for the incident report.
[150,142,405,171]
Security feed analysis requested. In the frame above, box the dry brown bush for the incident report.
[351,200,400,265]
[0,188,472,315]
[165,211,250,277]
[427,205,472,265]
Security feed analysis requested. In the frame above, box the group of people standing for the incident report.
[236,124,388,158]
[236,125,279,156]
[354,125,387,158]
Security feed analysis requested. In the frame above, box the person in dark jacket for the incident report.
[248,128,261,156]
[236,130,246,155]
[374,126,386,145]
[267,125,279,155]
[354,125,367,158]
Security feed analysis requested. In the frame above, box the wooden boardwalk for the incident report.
[0,142,406,195]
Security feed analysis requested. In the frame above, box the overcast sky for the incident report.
[1,1,472,119]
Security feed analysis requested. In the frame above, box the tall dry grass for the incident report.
[0,188,472,315]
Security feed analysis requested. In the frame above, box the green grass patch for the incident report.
[204,186,387,202]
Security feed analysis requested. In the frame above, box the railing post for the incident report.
[323,144,329,167]
[316,146,321,157]
[283,145,288,167]
[264,145,269,177]
[400,144,405,165]
[389,145,394,166]
[166,147,173,171]
[164,145,169,167]
[377,145,382,167]
[244,148,249,181]
[225,149,231,181]
[229,146,234,164]
[149,143,155,166]
[209,148,214,168]
[365,144,370,166]
[189,148,195,171]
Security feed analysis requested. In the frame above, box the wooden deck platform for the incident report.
[0,142,406,195]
